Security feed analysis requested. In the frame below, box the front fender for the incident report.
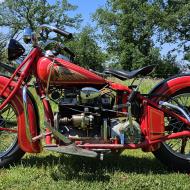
[149,74,190,99]
[0,76,41,153]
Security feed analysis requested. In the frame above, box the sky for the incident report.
[49,0,106,28]
[68,0,106,26]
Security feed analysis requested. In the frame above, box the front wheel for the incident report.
[152,88,190,172]
[0,99,25,167]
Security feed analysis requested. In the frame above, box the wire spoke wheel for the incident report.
[164,93,190,157]
[0,101,18,157]
[152,89,190,172]
[0,97,24,168]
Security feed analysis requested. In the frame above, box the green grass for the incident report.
[1,150,190,190]
[1,78,190,190]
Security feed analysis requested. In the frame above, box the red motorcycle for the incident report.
[0,25,190,172]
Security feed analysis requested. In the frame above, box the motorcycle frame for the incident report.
[1,47,190,153]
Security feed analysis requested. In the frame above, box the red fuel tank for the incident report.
[36,57,107,87]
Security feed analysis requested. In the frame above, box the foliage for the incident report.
[93,0,162,70]
[155,0,190,57]
[0,0,187,76]
[0,0,82,63]
[93,0,185,76]
[0,0,106,71]
[0,0,82,36]
[67,26,107,71]
[0,32,8,62]
[184,51,190,61]
[153,54,180,78]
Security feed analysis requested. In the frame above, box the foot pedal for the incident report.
[45,144,98,158]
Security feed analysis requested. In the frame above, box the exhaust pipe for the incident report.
[159,101,190,122]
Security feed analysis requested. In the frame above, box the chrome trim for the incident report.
[159,101,190,122]
[22,86,32,143]
[40,24,56,31]
[80,87,100,100]
[23,27,32,43]
[45,50,54,57]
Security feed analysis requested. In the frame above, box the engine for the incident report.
[53,87,141,144]
[54,87,114,139]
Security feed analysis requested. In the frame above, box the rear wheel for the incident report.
[152,88,190,172]
[0,99,24,167]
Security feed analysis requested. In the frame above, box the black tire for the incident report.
[152,88,190,172]
[0,142,25,168]
[0,101,25,168]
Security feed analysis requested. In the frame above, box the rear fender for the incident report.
[149,74,190,100]
[140,75,190,151]
[0,76,41,153]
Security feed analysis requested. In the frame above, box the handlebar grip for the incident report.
[53,28,73,39]
[40,25,73,39]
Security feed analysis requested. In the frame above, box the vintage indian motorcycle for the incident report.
[1,25,190,172]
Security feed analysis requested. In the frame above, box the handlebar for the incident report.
[53,28,73,39]
[40,24,73,39]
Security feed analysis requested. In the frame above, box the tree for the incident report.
[93,0,184,77]
[0,32,8,62]
[67,26,106,71]
[0,0,82,62]
[94,0,163,70]
[184,52,190,62]
[0,0,82,37]
[153,53,180,78]
[155,0,190,58]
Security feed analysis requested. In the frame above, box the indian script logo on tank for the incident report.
[50,64,87,82]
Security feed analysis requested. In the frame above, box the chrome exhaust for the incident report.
[159,101,190,122]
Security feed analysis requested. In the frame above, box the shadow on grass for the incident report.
[20,152,170,182]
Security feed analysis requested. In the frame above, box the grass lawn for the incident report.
[0,150,190,190]
[0,78,190,190]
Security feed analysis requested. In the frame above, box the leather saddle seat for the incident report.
[104,65,155,80]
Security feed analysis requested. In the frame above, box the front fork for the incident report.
[22,85,52,144]
[22,86,32,143]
